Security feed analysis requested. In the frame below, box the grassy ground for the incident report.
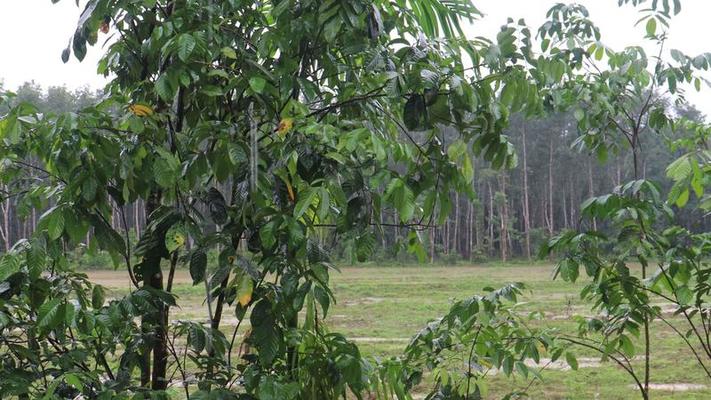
[88,263,711,399]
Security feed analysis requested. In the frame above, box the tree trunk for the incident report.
[487,182,494,257]
[521,123,532,260]
[547,136,555,235]
[134,200,142,239]
[562,181,569,229]
[453,192,460,257]
[498,175,508,262]
[1,185,10,251]
[430,225,435,263]
[588,158,598,231]
[467,201,473,260]
[139,190,168,391]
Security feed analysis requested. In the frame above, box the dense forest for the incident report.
[1,82,707,262]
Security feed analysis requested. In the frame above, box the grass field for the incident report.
[88,263,711,399]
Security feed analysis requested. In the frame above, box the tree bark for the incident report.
[548,136,555,235]
[498,175,508,262]
[588,158,598,231]
[487,182,494,257]
[453,192,460,257]
[521,123,532,260]
[139,190,168,391]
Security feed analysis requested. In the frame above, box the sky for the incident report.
[1,0,711,116]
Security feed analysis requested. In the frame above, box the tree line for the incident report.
[1,82,708,262]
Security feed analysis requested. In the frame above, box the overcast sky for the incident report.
[1,0,711,117]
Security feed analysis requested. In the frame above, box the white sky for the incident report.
[1,0,711,117]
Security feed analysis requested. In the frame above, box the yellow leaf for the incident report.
[277,118,294,137]
[286,181,295,203]
[129,104,154,117]
[175,234,185,247]
[237,274,253,307]
[165,224,186,252]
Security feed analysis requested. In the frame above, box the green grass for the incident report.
[88,263,711,399]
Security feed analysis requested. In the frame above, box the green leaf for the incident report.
[462,156,474,182]
[0,252,21,281]
[228,143,247,165]
[447,140,466,160]
[188,323,207,353]
[251,300,282,365]
[403,95,426,131]
[646,18,657,36]
[42,207,65,241]
[317,188,330,220]
[313,285,330,318]
[165,223,187,253]
[565,352,578,370]
[677,285,693,305]
[92,285,105,309]
[249,76,267,94]
[64,373,84,392]
[594,45,604,61]
[619,334,635,357]
[355,232,375,262]
[386,179,415,222]
[221,47,237,59]
[37,299,63,331]
[259,220,278,250]
[177,33,196,62]
[258,376,300,400]
[502,355,514,375]
[323,17,342,42]
[294,188,317,219]
[676,188,689,208]
[190,250,207,285]
[574,108,585,121]
[155,74,175,102]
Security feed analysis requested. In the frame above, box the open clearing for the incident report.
[88,263,711,399]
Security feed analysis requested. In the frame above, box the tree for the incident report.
[4,0,709,398]
[540,2,711,398]
[0,0,545,398]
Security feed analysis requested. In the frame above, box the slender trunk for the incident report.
[632,131,650,399]
[1,186,10,251]
[521,124,531,260]
[394,212,400,246]
[498,175,508,262]
[487,182,494,257]
[430,225,435,264]
[548,136,554,235]
[380,209,386,250]
[569,180,576,230]
[453,192,460,257]
[588,158,597,231]
[134,200,141,239]
[443,215,449,256]
[31,207,36,235]
[467,202,473,260]
[562,182,569,229]
[472,205,484,252]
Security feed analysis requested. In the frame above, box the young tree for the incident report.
[0,0,544,398]
[541,2,711,398]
